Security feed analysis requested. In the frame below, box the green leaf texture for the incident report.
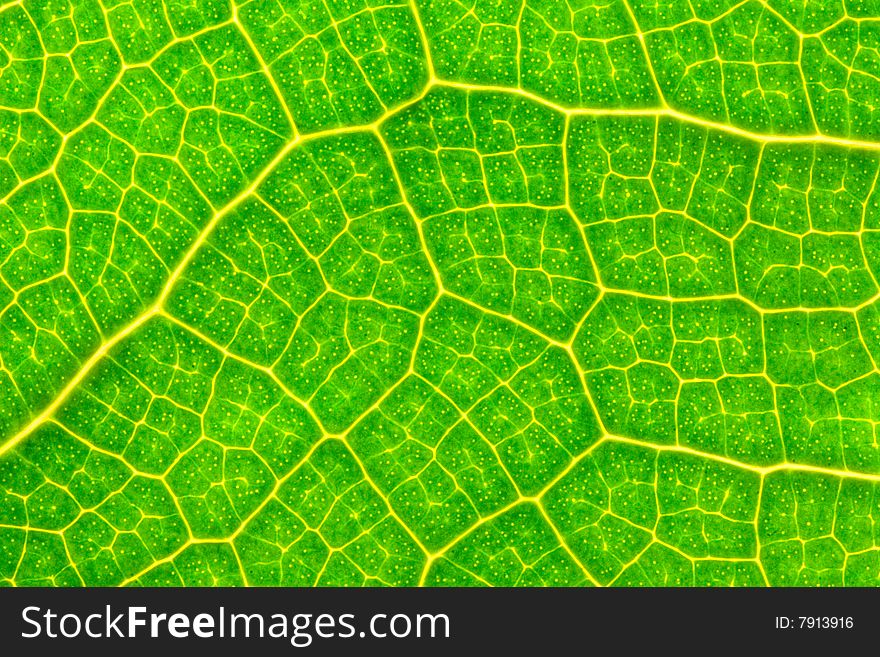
[2,0,880,587]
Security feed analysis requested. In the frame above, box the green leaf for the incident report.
[1,0,880,587]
